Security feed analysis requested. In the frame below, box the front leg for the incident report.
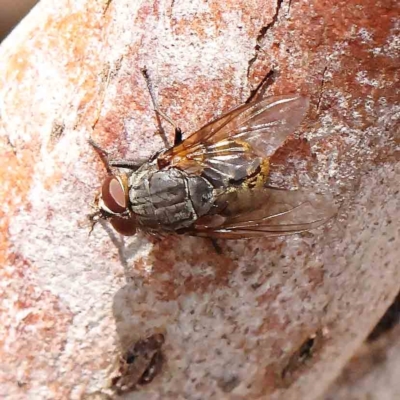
[89,138,147,172]
[89,138,113,173]
[109,159,147,170]
[174,127,183,146]
[141,67,184,148]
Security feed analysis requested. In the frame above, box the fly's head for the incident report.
[90,173,137,236]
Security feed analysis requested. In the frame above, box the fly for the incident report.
[89,71,337,239]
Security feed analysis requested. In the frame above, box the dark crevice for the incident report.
[280,329,325,387]
[247,0,284,79]
[287,0,293,15]
[367,291,400,342]
[111,333,165,394]
[316,66,328,113]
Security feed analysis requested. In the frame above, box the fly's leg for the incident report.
[173,127,183,146]
[153,109,183,146]
[89,138,146,172]
[109,159,146,170]
[92,65,113,130]
[209,238,222,254]
[89,66,114,173]
[246,69,279,103]
[90,63,147,172]
[141,67,183,147]
[89,138,113,174]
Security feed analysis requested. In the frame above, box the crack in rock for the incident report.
[247,0,284,79]
[316,66,329,113]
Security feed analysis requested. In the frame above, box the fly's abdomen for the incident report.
[129,168,214,230]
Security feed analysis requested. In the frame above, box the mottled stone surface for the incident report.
[0,0,398,399]
[324,322,400,400]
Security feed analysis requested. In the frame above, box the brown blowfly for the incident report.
[89,74,337,239]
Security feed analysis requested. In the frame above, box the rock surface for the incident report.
[324,305,400,400]
[0,0,398,399]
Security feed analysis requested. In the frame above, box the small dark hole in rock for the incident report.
[218,375,240,393]
[298,337,315,361]
[251,282,262,290]
[281,336,316,382]
[280,329,325,387]
[111,333,165,394]
[111,376,120,386]
[125,353,136,364]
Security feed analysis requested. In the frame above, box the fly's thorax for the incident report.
[128,166,214,230]
[185,175,214,216]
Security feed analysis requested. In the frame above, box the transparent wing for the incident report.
[159,95,309,187]
[181,187,338,239]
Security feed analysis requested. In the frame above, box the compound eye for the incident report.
[101,176,127,214]
[110,217,137,236]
